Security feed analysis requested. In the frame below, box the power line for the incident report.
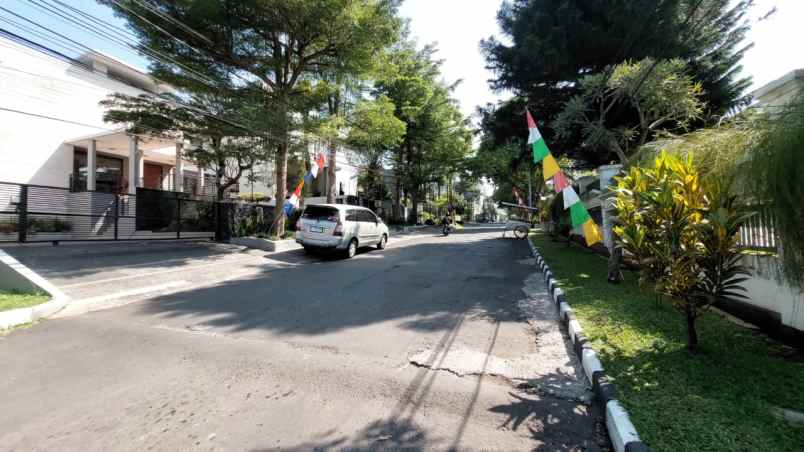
[20,0,218,87]
[1,8,333,150]
[0,25,269,141]
[128,0,212,44]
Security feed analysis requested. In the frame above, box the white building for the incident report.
[0,35,209,195]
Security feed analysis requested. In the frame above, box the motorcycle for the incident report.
[442,222,451,236]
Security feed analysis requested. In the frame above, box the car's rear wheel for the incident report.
[377,234,387,250]
[345,239,358,258]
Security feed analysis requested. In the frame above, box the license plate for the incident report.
[309,226,324,233]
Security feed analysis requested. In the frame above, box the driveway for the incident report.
[0,230,605,451]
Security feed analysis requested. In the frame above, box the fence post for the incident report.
[177,196,182,239]
[214,201,221,242]
[18,185,28,243]
[114,195,119,241]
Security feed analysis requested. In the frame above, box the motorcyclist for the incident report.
[441,212,453,235]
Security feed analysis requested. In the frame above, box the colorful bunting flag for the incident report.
[582,218,603,246]
[542,153,560,180]
[552,172,570,192]
[525,108,601,247]
[283,180,305,216]
[311,153,325,179]
[562,186,580,209]
[570,202,591,228]
[526,110,550,163]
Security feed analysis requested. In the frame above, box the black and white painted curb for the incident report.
[526,239,650,452]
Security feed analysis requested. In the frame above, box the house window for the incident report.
[73,148,124,193]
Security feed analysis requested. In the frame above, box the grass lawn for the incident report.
[0,290,49,312]
[531,231,804,452]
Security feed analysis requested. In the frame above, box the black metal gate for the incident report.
[0,181,217,243]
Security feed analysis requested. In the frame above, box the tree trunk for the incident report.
[409,190,419,224]
[686,308,698,352]
[393,177,401,222]
[607,245,624,283]
[326,142,337,203]
[273,141,288,237]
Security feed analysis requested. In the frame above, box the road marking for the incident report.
[58,254,263,289]
[55,280,190,317]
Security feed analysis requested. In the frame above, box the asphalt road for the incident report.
[0,229,605,451]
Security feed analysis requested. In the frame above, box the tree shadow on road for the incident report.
[136,235,535,337]
[488,370,610,452]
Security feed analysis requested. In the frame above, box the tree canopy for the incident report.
[103,0,403,233]
[478,0,753,167]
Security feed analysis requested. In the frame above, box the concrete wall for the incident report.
[739,254,804,332]
[250,146,361,201]
[0,37,158,187]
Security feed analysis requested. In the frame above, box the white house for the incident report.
[0,35,209,195]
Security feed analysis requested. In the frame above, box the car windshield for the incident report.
[302,206,339,222]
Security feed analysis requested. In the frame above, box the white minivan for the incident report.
[295,204,389,258]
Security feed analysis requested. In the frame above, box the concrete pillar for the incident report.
[175,141,184,193]
[87,139,97,191]
[198,165,205,195]
[128,135,139,195]
[137,151,144,188]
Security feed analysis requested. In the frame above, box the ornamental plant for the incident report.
[613,151,750,351]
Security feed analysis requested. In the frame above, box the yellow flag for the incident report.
[582,218,603,246]
[542,153,560,181]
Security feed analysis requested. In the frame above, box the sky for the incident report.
[2,0,803,120]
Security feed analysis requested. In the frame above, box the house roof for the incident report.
[750,68,804,101]
[76,51,175,95]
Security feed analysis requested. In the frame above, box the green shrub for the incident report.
[613,151,750,351]
[27,218,72,233]
[238,192,268,203]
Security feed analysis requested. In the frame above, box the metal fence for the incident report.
[0,181,217,244]
[738,207,778,251]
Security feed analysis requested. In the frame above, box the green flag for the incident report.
[570,202,591,227]
[532,139,550,163]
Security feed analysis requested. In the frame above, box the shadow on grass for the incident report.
[530,231,804,452]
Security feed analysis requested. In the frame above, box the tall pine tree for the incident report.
[481,0,753,163]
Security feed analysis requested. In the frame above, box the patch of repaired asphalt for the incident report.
[408,270,592,404]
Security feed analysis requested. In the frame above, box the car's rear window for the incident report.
[302,206,339,221]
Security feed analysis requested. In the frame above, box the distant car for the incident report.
[295,204,389,258]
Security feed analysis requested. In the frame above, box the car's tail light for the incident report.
[333,219,343,236]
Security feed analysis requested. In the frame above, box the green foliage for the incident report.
[614,151,750,350]
[103,0,403,234]
[634,111,769,182]
[554,58,704,163]
[374,41,472,221]
[238,193,268,203]
[748,94,804,289]
[347,96,407,152]
[347,95,407,201]
[102,92,267,198]
[0,290,49,313]
[27,218,72,233]
[530,231,804,452]
[481,0,753,165]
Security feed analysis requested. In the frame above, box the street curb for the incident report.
[0,249,70,330]
[526,238,649,452]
